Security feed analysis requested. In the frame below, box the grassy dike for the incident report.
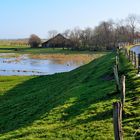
[0,52,139,139]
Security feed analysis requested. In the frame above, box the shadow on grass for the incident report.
[119,53,140,139]
[0,53,115,135]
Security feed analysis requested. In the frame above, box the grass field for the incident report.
[0,45,108,54]
[0,51,139,139]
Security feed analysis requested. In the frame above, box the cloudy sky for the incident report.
[0,0,140,39]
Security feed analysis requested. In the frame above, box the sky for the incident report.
[0,0,140,39]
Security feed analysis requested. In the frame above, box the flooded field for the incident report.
[0,53,102,76]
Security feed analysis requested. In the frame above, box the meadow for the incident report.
[0,46,139,139]
[0,53,115,140]
[0,45,108,54]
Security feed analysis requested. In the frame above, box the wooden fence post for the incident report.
[113,65,120,92]
[138,54,140,73]
[117,47,119,56]
[134,52,137,68]
[125,48,129,59]
[131,51,133,63]
[124,49,126,57]
[125,49,128,58]
[113,102,123,140]
[120,75,125,108]
[131,51,134,64]
[116,56,119,71]
[128,50,131,62]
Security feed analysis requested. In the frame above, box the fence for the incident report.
[113,45,140,140]
[113,48,126,140]
[123,48,140,73]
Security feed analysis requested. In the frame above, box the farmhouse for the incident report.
[42,34,73,49]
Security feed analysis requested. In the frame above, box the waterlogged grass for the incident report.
[0,52,139,139]
[29,53,105,65]
[1,53,104,64]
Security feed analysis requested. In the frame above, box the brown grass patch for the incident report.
[29,53,104,64]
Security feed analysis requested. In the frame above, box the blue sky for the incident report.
[0,0,140,39]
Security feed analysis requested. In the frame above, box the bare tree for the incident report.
[48,30,58,39]
[126,14,139,43]
[28,34,41,48]
[69,27,82,50]
[43,14,140,51]
[79,27,94,49]
[63,29,71,38]
[93,20,115,50]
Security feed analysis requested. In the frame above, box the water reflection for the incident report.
[0,53,97,76]
[130,45,140,55]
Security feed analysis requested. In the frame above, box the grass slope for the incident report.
[0,52,139,139]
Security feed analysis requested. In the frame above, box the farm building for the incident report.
[42,34,73,49]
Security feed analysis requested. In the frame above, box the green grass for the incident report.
[0,52,139,139]
[119,52,140,139]
[0,45,108,54]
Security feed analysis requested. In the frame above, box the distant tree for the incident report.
[69,27,82,50]
[41,14,140,51]
[28,34,41,48]
[93,20,115,50]
[48,30,58,39]
[80,27,94,50]
[126,14,139,43]
[63,29,71,38]
[115,22,131,43]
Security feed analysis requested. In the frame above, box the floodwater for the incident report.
[0,53,96,76]
[130,45,140,55]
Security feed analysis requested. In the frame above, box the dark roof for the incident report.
[42,34,73,46]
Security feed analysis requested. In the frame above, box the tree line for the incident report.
[29,14,140,50]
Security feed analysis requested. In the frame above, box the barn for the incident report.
[42,34,73,49]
